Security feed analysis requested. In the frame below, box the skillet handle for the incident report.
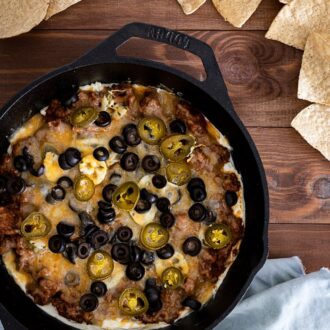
[72,22,232,110]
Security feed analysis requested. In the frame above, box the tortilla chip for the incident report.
[0,0,49,39]
[266,0,330,50]
[291,104,330,161]
[45,0,81,20]
[212,0,263,28]
[298,32,330,106]
[177,0,206,15]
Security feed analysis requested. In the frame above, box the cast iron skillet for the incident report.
[0,22,269,330]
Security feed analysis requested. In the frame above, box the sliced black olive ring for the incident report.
[57,176,73,189]
[188,203,207,222]
[156,243,174,260]
[120,152,139,172]
[50,185,66,201]
[116,226,133,242]
[159,212,175,228]
[126,262,145,281]
[156,197,170,213]
[91,281,108,297]
[80,293,99,312]
[56,221,74,238]
[225,191,238,207]
[111,243,131,265]
[141,155,160,173]
[94,111,111,127]
[109,136,127,154]
[152,174,167,189]
[182,297,201,311]
[93,147,109,161]
[169,119,187,134]
[48,235,66,253]
[140,188,158,204]
[122,123,141,146]
[135,198,152,214]
[182,237,202,256]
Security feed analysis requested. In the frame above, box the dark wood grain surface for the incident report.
[0,0,329,272]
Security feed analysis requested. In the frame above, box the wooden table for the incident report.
[0,0,329,272]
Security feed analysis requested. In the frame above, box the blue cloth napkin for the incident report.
[1,257,329,330]
[216,257,330,330]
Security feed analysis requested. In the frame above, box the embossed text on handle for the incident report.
[147,27,191,50]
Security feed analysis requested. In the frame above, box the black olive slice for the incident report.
[77,242,91,259]
[109,136,127,154]
[169,119,186,134]
[64,148,81,167]
[78,212,95,231]
[98,200,112,211]
[225,191,238,207]
[120,152,139,172]
[116,226,133,242]
[145,277,157,288]
[63,242,77,264]
[152,174,167,189]
[50,185,66,201]
[126,262,145,281]
[80,293,99,312]
[204,209,217,224]
[30,165,45,177]
[140,188,158,204]
[156,244,174,259]
[141,250,155,266]
[129,245,142,263]
[189,185,207,202]
[6,177,26,195]
[90,230,109,249]
[159,212,175,228]
[135,198,152,214]
[48,235,66,253]
[111,243,130,265]
[57,222,75,238]
[156,197,170,213]
[182,237,202,256]
[145,286,160,303]
[91,281,107,297]
[57,176,73,189]
[187,177,205,191]
[122,124,141,147]
[188,203,207,222]
[13,155,28,172]
[102,184,117,203]
[97,207,116,224]
[58,153,72,170]
[94,111,111,127]
[93,147,109,161]
[142,155,160,173]
[182,297,201,311]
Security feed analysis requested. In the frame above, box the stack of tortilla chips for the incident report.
[177,0,264,28]
[177,0,329,160]
[266,0,329,161]
[0,0,81,38]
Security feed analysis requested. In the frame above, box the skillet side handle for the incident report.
[72,22,234,113]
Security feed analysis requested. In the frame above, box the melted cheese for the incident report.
[44,151,66,182]
[10,114,45,144]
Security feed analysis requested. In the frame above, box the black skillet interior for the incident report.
[0,23,269,330]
